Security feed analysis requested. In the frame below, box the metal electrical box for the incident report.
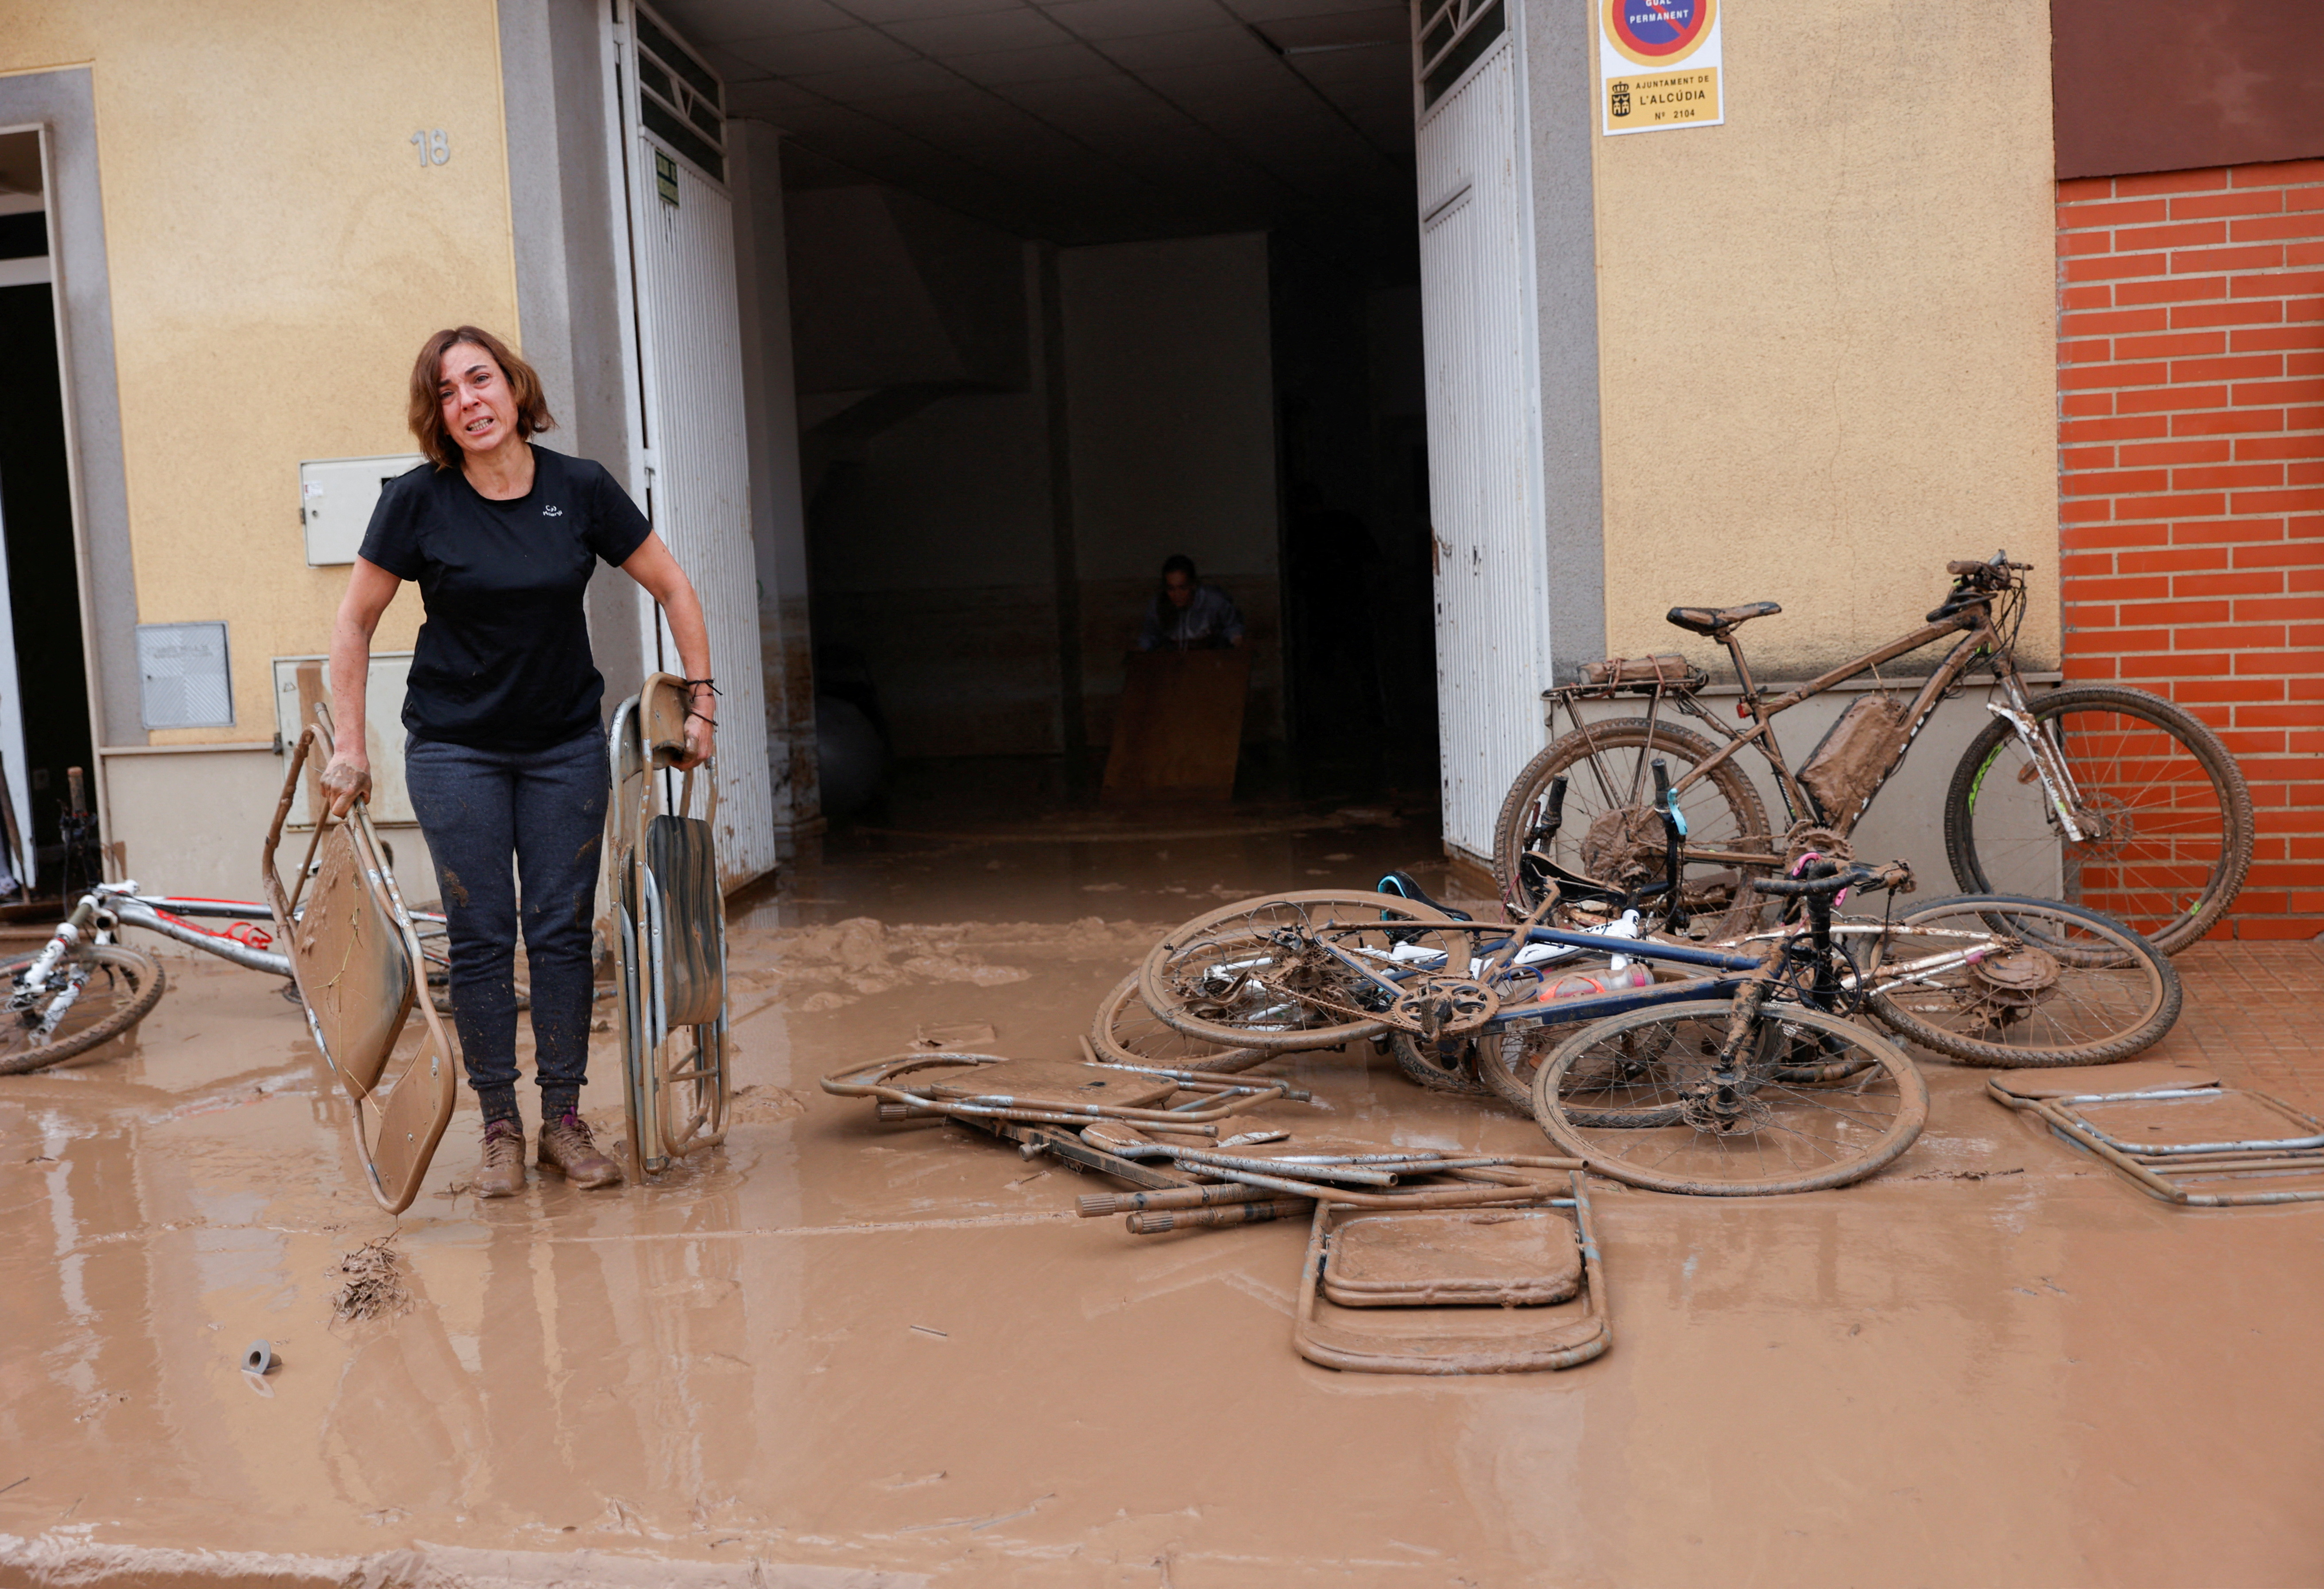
[299,454,423,566]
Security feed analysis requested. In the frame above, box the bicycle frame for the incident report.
[1315,916,1761,1040]
[1546,597,2090,865]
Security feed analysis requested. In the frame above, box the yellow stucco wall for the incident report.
[1590,0,2059,680]
[0,1,520,743]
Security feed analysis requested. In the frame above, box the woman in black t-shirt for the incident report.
[320,325,717,1200]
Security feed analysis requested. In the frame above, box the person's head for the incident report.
[1160,554,1198,611]
[407,325,554,470]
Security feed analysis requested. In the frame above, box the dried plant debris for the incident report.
[329,1235,413,1322]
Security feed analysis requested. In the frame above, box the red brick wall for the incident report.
[2057,157,2324,939]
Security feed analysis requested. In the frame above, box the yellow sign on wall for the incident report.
[1601,0,1724,135]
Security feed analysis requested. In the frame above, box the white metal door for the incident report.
[612,3,777,885]
[1416,23,1549,864]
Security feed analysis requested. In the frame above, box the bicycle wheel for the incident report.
[1478,1013,1680,1116]
[0,943,167,1076]
[1091,970,1267,1074]
[1141,891,1467,1054]
[1861,894,2181,1067]
[1491,719,1776,936]
[1387,1030,1491,1094]
[1944,684,2252,955]
[1530,999,1926,1195]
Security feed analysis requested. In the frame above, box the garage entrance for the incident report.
[646,0,1439,823]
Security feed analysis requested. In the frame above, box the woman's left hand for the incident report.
[678,713,714,770]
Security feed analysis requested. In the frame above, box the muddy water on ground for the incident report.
[3,826,2322,1585]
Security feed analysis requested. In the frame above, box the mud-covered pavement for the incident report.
[3,814,2322,1587]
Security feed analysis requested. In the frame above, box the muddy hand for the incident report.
[677,715,715,771]
[320,753,372,818]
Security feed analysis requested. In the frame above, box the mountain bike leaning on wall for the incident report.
[1491,552,2253,955]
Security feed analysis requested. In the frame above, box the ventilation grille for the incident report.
[636,6,724,183]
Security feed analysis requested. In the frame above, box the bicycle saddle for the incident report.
[1374,870,1474,923]
[1666,601,1781,637]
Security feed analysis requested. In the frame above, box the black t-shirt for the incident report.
[358,445,651,751]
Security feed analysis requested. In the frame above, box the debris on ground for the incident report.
[328,1236,412,1323]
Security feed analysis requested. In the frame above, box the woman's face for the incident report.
[438,342,519,458]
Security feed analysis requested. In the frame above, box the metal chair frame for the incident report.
[1292,1172,1612,1374]
[263,708,457,1214]
[1990,1076,2324,1207]
[605,673,730,1175]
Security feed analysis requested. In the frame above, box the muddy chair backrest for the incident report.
[647,811,724,1028]
[264,737,415,1095]
[263,704,457,1214]
[293,818,417,1095]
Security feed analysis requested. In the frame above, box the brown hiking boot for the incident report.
[476,1119,526,1199]
[538,1110,622,1189]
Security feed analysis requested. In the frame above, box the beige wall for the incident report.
[0,0,521,746]
[103,746,437,924]
[1588,0,2059,680]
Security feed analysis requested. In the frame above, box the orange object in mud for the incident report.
[1537,963,1653,1003]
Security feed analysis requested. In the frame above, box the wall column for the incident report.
[730,119,821,839]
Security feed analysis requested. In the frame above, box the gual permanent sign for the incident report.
[1601,0,1723,135]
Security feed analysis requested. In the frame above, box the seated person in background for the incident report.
[1137,554,1246,651]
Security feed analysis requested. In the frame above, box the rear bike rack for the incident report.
[263,707,457,1215]
[605,673,730,1177]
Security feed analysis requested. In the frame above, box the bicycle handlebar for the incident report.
[1752,862,1910,899]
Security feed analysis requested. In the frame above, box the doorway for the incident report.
[0,128,97,897]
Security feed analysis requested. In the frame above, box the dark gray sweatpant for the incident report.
[405,727,606,1122]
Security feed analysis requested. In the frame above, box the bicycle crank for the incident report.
[1384,978,1500,1040]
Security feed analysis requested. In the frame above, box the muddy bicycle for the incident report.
[1493,552,2252,954]
[0,879,455,1077]
[1137,855,2179,1192]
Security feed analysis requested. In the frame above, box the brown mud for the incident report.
[3,820,2322,1586]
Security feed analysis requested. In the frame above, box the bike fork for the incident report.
[1987,675,2088,843]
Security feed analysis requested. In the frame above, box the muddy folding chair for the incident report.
[1282,1165,1609,1375]
[264,706,458,1214]
[1989,1062,2324,1208]
[605,672,730,1177]
[821,1051,1303,1138]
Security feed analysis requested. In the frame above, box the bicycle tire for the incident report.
[1140,891,1466,1054]
[0,943,167,1076]
[1862,894,2182,1067]
[1091,970,1267,1074]
[1530,999,1927,1195]
[1943,684,2252,955]
[1479,1014,1679,1117]
[1491,718,1776,935]
[1387,1030,1491,1094]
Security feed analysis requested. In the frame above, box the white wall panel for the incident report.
[1417,34,1549,864]
[616,4,778,885]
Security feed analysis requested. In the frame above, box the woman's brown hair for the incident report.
[407,325,555,470]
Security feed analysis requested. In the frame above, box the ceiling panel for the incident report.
[658,0,1414,263]
[1092,26,1273,69]
[1039,0,1233,42]
[945,41,1121,83]
[727,26,918,73]
[836,0,1028,22]
[792,58,970,98]
[1248,4,1404,46]
[671,0,860,41]
[883,7,1075,54]
[728,77,848,115]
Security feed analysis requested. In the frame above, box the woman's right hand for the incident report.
[320,750,373,818]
